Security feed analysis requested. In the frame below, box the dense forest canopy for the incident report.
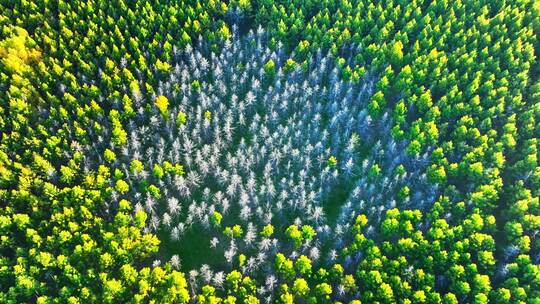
[0,0,539,303]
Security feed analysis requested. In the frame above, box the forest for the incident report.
[0,0,539,303]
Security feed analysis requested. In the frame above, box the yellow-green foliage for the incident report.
[155,95,169,118]
[0,26,40,75]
